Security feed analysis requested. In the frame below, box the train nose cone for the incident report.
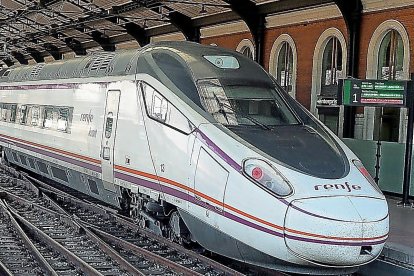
[283,196,389,266]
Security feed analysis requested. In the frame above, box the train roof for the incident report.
[0,41,262,84]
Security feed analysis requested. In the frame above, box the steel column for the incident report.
[401,76,414,206]
[335,0,363,138]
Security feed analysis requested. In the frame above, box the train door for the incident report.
[139,80,195,204]
[189,138,228,229]
[100,89,120,191]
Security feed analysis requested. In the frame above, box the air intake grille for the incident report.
[86,52,116,72]
[30,64,45,78]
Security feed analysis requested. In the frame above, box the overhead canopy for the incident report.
[0,0,361,67]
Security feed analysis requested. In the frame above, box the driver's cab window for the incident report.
[141,82,193,134]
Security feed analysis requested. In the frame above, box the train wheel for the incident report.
[168,211,183,244]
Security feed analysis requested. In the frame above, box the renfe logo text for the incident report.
[314,183,361,192]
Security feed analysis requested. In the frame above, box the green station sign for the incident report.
[342,79,408,107]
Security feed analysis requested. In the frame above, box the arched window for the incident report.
[311,28,347,136]
[377,30,404,80]
[374,30,405,142]
[269,34,297,97]
[236,39,255,60]
[321,37,343,96]
[364,20,410,143]
[241,46,253,59]
[277,42,293,92]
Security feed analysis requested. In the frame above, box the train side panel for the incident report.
[0,78,132,206]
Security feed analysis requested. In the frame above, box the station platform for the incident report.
[361,197,414,275]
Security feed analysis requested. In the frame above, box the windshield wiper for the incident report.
[213,94,272,130]
[239,114,272,130]
[213,93,230,124]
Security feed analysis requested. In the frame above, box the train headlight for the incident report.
[243,159,293,197]
[352,159,382,193]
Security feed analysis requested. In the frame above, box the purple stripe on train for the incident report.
[0,82,110,90]
[0,84,77,90]
[115,170,384,246]
[195,129,242,172]
[0,136,101,173]
[284,234,387,247]
[195,128,350,222]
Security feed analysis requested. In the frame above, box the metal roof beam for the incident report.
[90,30,115,51]
[11,51,29,65]
[50,29,87,56]
[2,59,14,67]
[27,47,45,63]
[44,43,63,60]
[64,37,87,55]
[148,5,200,42]
[168,11,200,42]
[73,24,115,52]
[124,22,150,46]
[106,16,150,47]
[222,0,264,64]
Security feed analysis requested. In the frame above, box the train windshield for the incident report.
[197,79,300,128]
[197,78,349,178]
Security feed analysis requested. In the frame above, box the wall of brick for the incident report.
[200,5,414,111]
[201,32,253,51]
[201,18,348,110]
[358,6,414,79]
[264,19,347,109]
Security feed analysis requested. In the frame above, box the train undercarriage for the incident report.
[120,187,194,246]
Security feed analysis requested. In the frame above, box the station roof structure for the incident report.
[0,0,361,67]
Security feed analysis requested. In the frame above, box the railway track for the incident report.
[27,174,243,276]
[0,200,57,276]
[0,165,245,276]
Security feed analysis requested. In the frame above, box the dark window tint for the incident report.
[152,52,202,108]
[141,82,193,134]
[19,105,28,124]
[105,113,113,138]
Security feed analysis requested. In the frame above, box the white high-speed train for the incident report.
[0,42,388,274]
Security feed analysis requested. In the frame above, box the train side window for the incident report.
[19,105,28,124]
[141,82,193,134]
[105,112,114,138]
[0,104,6,121]
[29,106,40,126]
[10,104,17,123]
[43,106,55,129]
[0,104,17,123]
[57,107,70,132]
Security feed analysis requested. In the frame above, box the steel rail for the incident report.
[0,199,58,276]
[89,225,204,276]
[4,201,104,276]
[31,175,244,275]
[4,166,244,275]
[0,261,13,276]
[1,188,181,276]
